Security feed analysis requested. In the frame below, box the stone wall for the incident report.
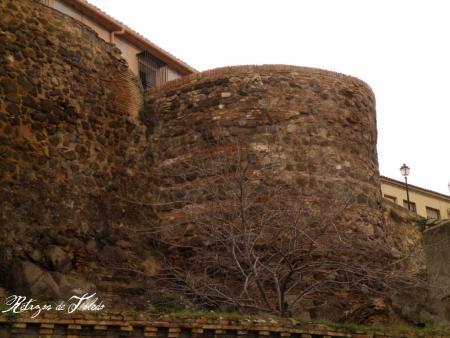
[0,0,158,305]
[381,201,450,326]
[424,220,450,295]
[423,220,450,324]
[3,0,447,325]
[145,65,384,238]
[0,314,442,338]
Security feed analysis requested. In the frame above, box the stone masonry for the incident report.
[0,0,158,305]
[145,65,384,239]
[4,0,449,327]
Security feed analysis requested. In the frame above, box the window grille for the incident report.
[138,51,166,90]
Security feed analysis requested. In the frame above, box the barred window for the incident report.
[137,51,166,90]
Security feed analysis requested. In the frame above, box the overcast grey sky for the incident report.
[89,0,450,195]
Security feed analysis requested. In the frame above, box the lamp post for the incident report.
[400,164,411,210]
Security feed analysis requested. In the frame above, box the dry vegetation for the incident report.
[144,140,423,318]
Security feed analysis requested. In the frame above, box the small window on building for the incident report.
[403,200,416,212]
[426,207,440,219]
[384,194,397,203]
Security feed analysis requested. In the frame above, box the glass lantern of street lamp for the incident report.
[400,164,410,177]
[400,163,411,211]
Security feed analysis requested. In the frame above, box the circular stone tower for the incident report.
[145,65,383,237]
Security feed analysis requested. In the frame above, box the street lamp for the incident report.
[400,164,411,210]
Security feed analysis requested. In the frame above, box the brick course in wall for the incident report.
[0,315,441,338]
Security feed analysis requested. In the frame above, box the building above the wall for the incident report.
[381,176,450,220]
[38,0,196,89]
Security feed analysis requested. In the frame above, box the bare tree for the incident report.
[148,138,417,317]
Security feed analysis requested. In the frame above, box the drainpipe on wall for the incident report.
[110,28,125,44]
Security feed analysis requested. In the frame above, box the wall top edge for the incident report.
[146,64,375,100]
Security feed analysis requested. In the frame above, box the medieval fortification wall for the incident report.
[0,0,157,304]
[1,0,449,328]
[0,0,399,311]
[145,65,384,238]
